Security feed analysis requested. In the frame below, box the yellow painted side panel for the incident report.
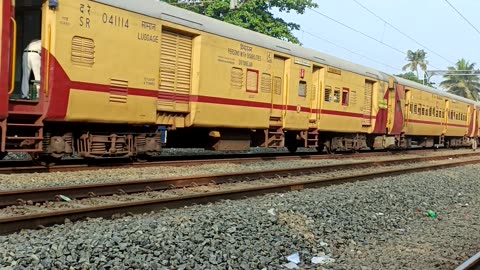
[189,34,273,129]
[404,88,469,136]
[48,0,161,123]
[317,70,379,133]
[318,115,362,133]
[190,103,269,129]
[67,90,156,123]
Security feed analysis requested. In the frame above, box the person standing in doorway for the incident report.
[21,39,41,99]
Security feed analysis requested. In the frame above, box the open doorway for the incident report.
[11,0,42,101]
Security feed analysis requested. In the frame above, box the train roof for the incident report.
[94,0,390,82]
[393,75,478,105]
[94,0,480,106]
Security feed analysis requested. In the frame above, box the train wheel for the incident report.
[324,141,335,154]
[287,145,298,153]
[472,140,478,151]
[133,154,150,163]
[30,153,62,166]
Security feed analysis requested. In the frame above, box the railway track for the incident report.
[456,252,480,270]
[0,148,458,174]
[0,151,479,235]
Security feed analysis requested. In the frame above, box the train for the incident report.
[0,0,478,164]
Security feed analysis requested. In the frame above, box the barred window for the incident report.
[231,67,243,90]
[260,73,272,93]
[298,81,307,97]
[333,88,340,103]
[246,69,259,93]
[324,87,332,102]
[342,88,349,106]
[273,76,282,95]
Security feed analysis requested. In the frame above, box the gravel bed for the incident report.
[0,149,476,191]
[1,163,480,269]
[1,156,476,218]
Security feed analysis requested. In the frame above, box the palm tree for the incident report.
[402,49,429,79]
[440,59,480,101]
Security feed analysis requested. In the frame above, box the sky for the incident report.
[273,0,480,89]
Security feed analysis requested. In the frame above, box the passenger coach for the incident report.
[0,0,477,164]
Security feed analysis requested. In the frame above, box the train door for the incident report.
[158,30,193,113]
[270,55,286,120]
[467,105,472,136]
[0,0,13,117]
[443,99,449,134]
[362,80,374,126]
[310,66,324,122]
[404,89,411,129]
[10,0,42,100]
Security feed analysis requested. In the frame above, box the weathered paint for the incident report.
[0,0,11,119]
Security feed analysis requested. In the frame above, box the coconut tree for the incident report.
[402,49,429,79]
[440,59,480,101]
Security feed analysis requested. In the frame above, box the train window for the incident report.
[273,76,282,95]
[413,104,417,114]
[429,108,433,116]
[350,90,357,105]
[421,107,425,116]
[324,87,332,102]
[410,103,413,113]
[435,110,439,118]
[298,81,307,97]
[260,73,272,93]
[231,67,243,90]
[342,88,349,106]
[333,89,340,103]
[246,69,259,93]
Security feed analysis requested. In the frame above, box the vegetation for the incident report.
[395,72,423,84]
[440,59,480,101]
[402,49,428,79]
[161,0,318,44]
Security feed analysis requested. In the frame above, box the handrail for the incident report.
[283,75,289,117]
[8,17,17,95]
[45,24,51,97]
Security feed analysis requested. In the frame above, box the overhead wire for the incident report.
[444,0,480,36]
[352,0,455,66]
[302,30,403,72]
[306,7,441,70]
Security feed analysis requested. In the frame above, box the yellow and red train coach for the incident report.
[0,0,478,162]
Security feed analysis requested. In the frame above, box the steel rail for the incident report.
[0,148,453,174]
[0,152,477,208]
[0,155,480,235]
[455,252,480,270]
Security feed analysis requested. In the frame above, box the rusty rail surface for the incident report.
[0,153,479,235]
[456,252,480,270]
[0,148,452,174]
[0,152,477,208]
